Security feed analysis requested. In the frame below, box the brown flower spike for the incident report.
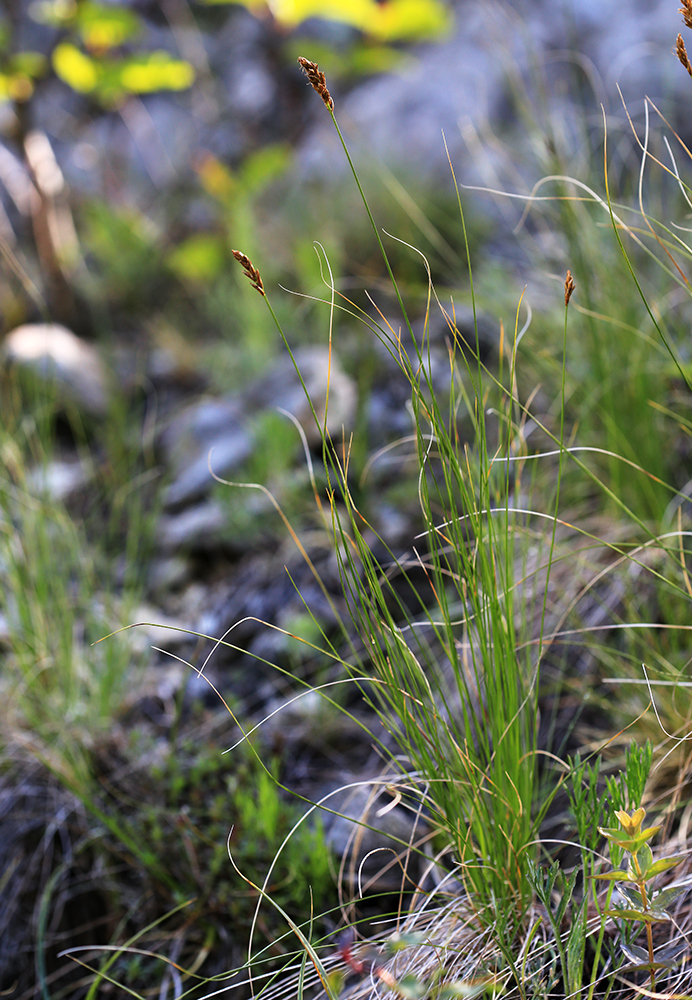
[681,1,692,30]
[564,269,575,306]
[677,33,692,76]
[297,57,334,111]
[232,249,265,297]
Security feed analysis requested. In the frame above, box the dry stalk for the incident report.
[297,56,334,111]
[231,249,265,296]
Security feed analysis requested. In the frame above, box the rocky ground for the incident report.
[1,0,689,994]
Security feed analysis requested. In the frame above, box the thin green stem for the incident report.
[587,880,616,1000]
[327,110,416,344]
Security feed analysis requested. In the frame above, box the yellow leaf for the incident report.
[252,0,452,40]
[8,74,35,101]
[79,3,141,52]
[194,153,237,202]
[269,0,372,31]
[369,0,452,41]
[118,53,195,93]
[52,42,98,92]
[616,807,646,836]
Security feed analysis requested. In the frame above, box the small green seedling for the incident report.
[597,808,686,989]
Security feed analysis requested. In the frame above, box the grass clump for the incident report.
[231,54,569,940]
[203,48,692,1000]
[0,386,150,796]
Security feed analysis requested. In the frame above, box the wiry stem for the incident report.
[632,854,656,990]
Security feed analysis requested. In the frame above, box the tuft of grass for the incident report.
[228,55,567,955]
[0,381,148,795]
[214,48,692,1000]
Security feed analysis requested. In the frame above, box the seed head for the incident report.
[681,1,692,29]
[297,56,334,111]
[677,33,692,76]
[232,249,265,297]
[564,269,575,306]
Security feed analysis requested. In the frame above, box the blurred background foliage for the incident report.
[0,0,462,352]
[1,0,451,110]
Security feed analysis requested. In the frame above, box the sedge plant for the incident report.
[231,56,580,948]
[162,26,692,1000]
[74,37,692,1000]
[225,53,692,1000]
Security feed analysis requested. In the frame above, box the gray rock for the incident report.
[248,346,357,446]
[128,605,196,652]
[321,781,426,892]
[25,458,91,501]
[2,323,109,416]
[161,347,356,507]
[157,499,228,551]
[147,556,191,594]
[162,397,251,508]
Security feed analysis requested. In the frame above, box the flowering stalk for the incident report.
[596,808,685,990]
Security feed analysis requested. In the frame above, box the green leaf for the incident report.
[326,970,345,997]
[599,826,621,840]
[605,908,669,923]
[619,885,641,907]
[620,941,678,973]
[385,932,425,954]
[600,827,660,853]
[646,857,685,878]
[620,943,650,965]
[622,959,677,972]
[396,973,428,999]
[10,51,47,77]
[594,870,631,882]
[167,234,226,283]
[238,143,292,195]
[636,826,661,845]
[439,980,497,999]
[556,866,579,925]
[284,37,409,78]
[635,843,653,876]
[77,2,141,50]
[566,897,587,994]
[624,740,653,809]
[651,884,688,909]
